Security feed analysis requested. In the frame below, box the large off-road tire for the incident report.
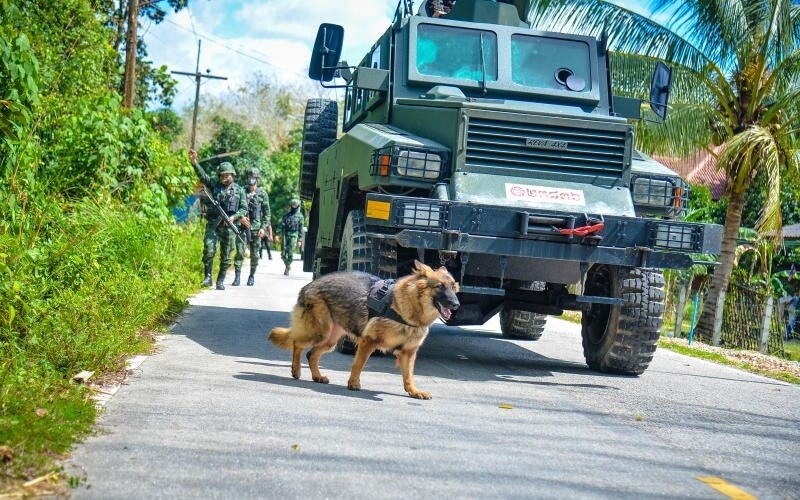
[299,99,338,202]
[500,309,547,340]
[581,265,665,375]
[335,210,397,354]
[500,281,547,340]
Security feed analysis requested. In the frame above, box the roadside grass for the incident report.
[657,338,800,385]
[784,340,800,362]
[0,200,202,495]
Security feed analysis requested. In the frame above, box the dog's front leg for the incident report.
[347,338,378,391]
[398,347,431,400]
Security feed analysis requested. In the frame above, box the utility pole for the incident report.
[172,40,227,149]
[123,0,138,108]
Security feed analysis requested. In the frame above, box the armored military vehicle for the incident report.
[299,0,722,374]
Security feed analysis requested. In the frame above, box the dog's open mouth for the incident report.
[436,302,454,321]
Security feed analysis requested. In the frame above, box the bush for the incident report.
[0,199,201,485]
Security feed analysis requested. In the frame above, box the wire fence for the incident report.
[665,274,787,356]
[721,282,785,355]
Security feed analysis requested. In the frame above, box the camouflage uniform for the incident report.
[193,160,247,290]
[233,167,271,286]
[279,200,304,275]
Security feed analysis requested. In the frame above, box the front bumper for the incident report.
[364,193,722,269]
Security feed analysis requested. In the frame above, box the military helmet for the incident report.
[245,167,261,177]
[290,198,300,207]
[218,162,236,176]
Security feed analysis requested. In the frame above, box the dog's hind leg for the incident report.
[291,344,303,379]
[347,338,379,391]
[397,347,431,400]
[306,322,345,384]
[306,346,330,383]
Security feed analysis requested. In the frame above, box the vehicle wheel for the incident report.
[500,309,547,340]
[335,210,397,354]
[500,281,547,340]
[581,265,664,375]
[299,99,338,202]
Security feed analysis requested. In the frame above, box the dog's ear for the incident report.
[413,260,433,275]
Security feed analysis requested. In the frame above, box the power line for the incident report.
[158,16,308,79]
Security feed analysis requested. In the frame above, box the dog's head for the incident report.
[412,260,460,321]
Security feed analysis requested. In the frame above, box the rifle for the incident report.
[201,186,247,246]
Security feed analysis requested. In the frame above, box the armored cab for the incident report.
[299,0,722,375]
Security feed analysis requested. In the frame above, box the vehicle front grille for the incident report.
[465,116,629,180]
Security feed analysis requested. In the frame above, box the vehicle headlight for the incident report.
[372,147,447,180]
[652,223,701,251]
[632,175,689,214]
[400,200,445,228]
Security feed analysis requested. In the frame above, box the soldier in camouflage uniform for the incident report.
[189,150,247,290]
[279,198,304,276]
[232,167,271,286]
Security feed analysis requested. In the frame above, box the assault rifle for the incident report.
[201,186,246,246]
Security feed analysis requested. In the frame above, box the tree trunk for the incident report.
[694,192,745,341]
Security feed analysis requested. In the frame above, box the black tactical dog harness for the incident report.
[366,277,415,327]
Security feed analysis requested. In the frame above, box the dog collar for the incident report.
[366,278,417,327]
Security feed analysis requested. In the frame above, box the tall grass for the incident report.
[0,197,201,487]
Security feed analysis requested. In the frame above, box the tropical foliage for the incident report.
[527,0,800,341]
[0,1,202,491]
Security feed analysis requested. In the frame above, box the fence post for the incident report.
[759,295,774,354]
[711,289,726,346]
[672,281,688,338]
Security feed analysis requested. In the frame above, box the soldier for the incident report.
[189,150,247,290]
[279,198,304,276]
[232,167,271,286]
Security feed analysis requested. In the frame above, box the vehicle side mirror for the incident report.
[649,61,672,120]
[309,24,344,82]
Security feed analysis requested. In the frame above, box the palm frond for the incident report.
[527,0,710,70]
[635,103,716,156]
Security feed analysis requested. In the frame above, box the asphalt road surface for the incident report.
[67,257,800,499]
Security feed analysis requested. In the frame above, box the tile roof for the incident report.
[653,146,727,200]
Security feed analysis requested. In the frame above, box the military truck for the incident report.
[298,0,722,375]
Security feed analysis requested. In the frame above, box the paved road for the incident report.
[67,257,800,499]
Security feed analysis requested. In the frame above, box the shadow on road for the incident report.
[172,305,621,394]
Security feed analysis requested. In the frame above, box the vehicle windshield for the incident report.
[415,23,498,82]
[511,35,592,92]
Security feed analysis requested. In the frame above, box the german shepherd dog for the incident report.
[268,261,460,399]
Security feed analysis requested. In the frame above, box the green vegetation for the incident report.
[658,338,800,385]
[0,1,202,492]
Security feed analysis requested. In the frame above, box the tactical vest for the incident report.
[247,191,261,223]
[366,277,414,327]
[282,211,302,233]
[215,185,240,215]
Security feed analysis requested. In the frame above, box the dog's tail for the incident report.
[268,327,294,350]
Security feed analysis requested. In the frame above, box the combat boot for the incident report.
[247,269,256,286]
[284,264,290,276]
[232,269,241,286]
[216,269,226,290]
[201,263,213,287]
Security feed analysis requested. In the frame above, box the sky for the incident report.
[143,0,655,109]
[142,0,398,108]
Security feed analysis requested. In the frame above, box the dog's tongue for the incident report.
[438,305,452,321]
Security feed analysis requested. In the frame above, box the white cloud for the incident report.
[143,0,396,108]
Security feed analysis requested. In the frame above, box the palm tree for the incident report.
[527,0,800,342]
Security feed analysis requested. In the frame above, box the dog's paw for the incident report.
[347,380,361,391]
[291,368,301,379]
[312,375,329,384]
[408,390,432,400]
